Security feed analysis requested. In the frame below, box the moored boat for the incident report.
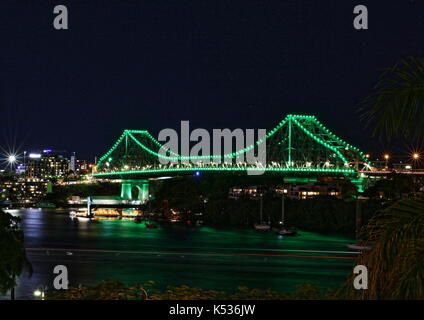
[254,223,271,231]
[277,227,298,236]
[254,197,271,231]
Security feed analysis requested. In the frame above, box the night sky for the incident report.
[1,1,423,162]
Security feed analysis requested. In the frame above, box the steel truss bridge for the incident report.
[91,114,375,200]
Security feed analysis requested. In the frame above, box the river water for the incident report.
[1,209,357,299]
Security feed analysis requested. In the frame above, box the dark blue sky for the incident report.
[0,0,423,161]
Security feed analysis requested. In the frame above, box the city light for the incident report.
[8,155,17,163]
[33,288,45,299]
[412,152,420,160]
[29,153,42,159]
[384,154,390,160]
[0,147,22,171]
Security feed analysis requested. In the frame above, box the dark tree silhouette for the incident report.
[0,210,32,299]
[359,56,424,142]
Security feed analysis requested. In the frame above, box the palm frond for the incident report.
[359,57,424,142]
[347,198,424,299]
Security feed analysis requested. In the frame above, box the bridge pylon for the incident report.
[121,179,149,203]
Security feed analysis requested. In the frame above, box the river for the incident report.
[1,208,357,299]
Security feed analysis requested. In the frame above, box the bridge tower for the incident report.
[121,179,149,203]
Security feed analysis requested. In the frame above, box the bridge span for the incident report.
[90,114,387,202]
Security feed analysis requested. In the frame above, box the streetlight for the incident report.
[383,153,390,170]
[8,155,16,164]
[412,152,420,160]
[33,286,47,300]
[33,289,42,297]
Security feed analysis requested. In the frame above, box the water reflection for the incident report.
[1,209,355,300]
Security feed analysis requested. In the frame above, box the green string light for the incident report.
[95,114,372,171]
[93,166,357,177]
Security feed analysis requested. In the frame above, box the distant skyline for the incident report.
[1,1,424,161]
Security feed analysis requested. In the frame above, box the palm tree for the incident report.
[359,56,424,142]
[343,199,424,299]
[0,210,32,299]
[349,57,424,300]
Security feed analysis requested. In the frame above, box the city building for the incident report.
[26,150,70,179]
[75,159,95,175]
[0,177,48,205]
[228,186,266,199]
[229,179,344,200]
[274,182,341,200]
[70,152,76,173]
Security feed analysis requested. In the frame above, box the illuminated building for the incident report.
[70,152,76,173]
[76,159,90,174]
[229,179,342,200]
[0,177,48,204]
[26,150,70,179]
[228,186,265,199]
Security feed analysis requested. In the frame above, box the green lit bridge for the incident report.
[91,114,373,202]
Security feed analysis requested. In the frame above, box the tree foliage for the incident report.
[359,56,424,141]
[45,280,152,300]
[0,210,32,295]
[343,198,424,299]
[43,182,121,206]
[45,280,338,300]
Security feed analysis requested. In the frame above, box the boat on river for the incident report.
[277,227,298,236]
[254,223,271,231]
[254,197,271,231]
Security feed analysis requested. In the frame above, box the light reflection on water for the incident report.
[1,209,355,300]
